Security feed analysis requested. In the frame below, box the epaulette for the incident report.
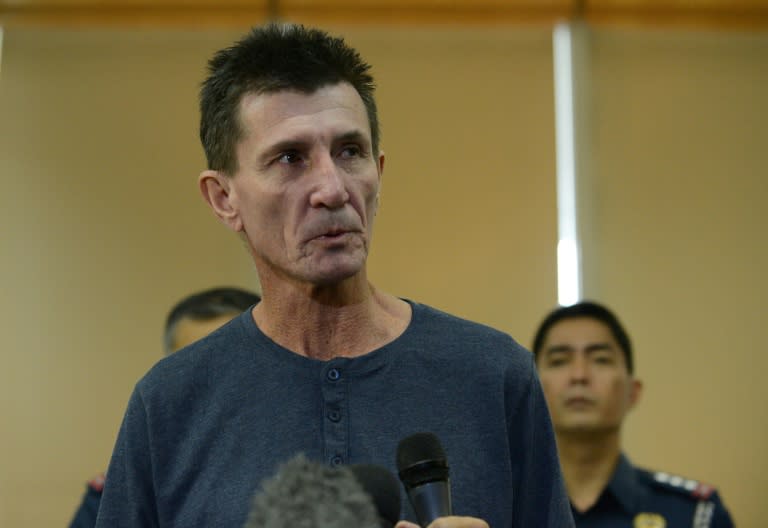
[87,472,106,493]
[648,470,716,501]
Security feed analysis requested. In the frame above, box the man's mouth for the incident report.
[322,228,349,237]
[316,229,352,240]
[564,396,595,408]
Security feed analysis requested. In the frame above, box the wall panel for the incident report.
[587,27,768,526]
[0,27,257,526]
[2,0,767,28]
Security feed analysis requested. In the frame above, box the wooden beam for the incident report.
[585,0,768,29]
[278,4,573,27]
[0,0,573,28]
[1,0,767,28]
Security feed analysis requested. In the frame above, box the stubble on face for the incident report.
[230,83,383,290]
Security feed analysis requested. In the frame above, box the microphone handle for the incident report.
[407,480,452,527]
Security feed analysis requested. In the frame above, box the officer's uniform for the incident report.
[69,472,104,528]
[572,454,734,528]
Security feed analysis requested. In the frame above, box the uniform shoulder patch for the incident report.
[649,470,715,500]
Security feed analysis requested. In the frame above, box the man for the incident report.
[532,301,733,527]
[68,286,260,528]
[95,23,573,528]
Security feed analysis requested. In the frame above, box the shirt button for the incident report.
[330,455,343,466]
[328,410,341,422]
[326,368,341,381]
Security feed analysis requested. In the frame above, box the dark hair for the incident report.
[531,301,634,374]
[163,286,260,354]
[199,22,379,175]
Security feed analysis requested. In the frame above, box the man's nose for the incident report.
[309,152,349,209]
[568,357,590,383]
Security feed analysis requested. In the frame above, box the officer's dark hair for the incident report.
[200,22,379,176]
[163,286,260,355]
[531,301,634,374]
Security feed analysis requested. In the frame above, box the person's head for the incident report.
[532,301,642,436]
[163,286,260,354]
[198,24,384,289]
[199,22,380,177]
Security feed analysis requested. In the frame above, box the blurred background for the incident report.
[0,1,766,526]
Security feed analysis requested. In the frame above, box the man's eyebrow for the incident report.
[260,129,370,158]
[333,129,371,151]
[261,138,308,157]
[335,129,370,146]
[544,345,573,355]
[585,343,615,353]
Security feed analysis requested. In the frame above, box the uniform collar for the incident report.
[604,453,646,515]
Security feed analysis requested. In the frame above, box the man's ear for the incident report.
[377,151,385,180]
[198,169,243,232]
[375,151,385,211]
[628,377,643,411]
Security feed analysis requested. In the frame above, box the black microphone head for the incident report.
[396,432,450,489]
[348,464,402,528]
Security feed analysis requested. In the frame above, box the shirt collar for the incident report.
[605,453,645,514]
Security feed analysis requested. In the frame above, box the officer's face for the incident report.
[169,313,240,355]
[536,317,642,436]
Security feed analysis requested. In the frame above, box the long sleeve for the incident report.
[95,386,159,528]
[68,483,102,528]
[508,353,574,527]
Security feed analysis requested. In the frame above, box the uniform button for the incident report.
[328,410,341,422]
[326,368,341,381]
[331,455,343,466]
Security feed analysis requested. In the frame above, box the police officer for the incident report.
[532,301,733,527]
[68,287,260,528]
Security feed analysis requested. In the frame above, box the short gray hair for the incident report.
[244,454,381,528]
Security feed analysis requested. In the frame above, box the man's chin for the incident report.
[555,422,620,437]
[305,260,365,287]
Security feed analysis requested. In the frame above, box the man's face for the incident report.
[536,317,641,436]
[203,82,383,288]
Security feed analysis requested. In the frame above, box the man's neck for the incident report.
[253,276,410,361]
[556,430,622,513]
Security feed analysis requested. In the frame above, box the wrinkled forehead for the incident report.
[234,85,371,158]
[239,82,368,128]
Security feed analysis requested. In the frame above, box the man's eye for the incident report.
[547,357,568,367]
[593,355,614,365]
[278,151,303,164]
[339,145,362,158]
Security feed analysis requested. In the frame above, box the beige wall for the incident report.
[0,28,262,526]
[0,22,765,527]
[351,27,559,338]
[585,27,768,526]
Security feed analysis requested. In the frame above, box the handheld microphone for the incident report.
[396,432,452,527]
